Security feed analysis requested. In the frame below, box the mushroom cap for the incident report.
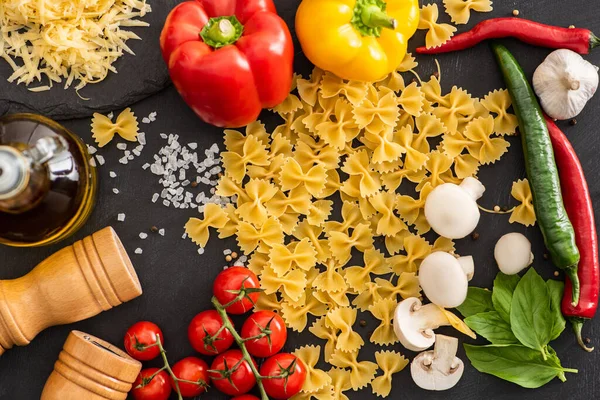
[424,183,480,239]
[494,232,533,275]
[457,256,475,281]
[411,351,464,391]
[393,298,436,352]
[419,252,469,308]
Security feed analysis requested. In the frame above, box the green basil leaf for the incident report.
[492,272,521,323]
[546,280,566,341]
[456,287,494,317]
[464,311,519,344]
[464,344,572,388]
[510,268,553,353]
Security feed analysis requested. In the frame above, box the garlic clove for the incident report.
[533,49,599,121]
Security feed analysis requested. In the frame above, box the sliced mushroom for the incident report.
[411,334,464,391]
[494,233,534,275]
[424,177,485,239]
[418,252,471,308]
[393,297,451,352]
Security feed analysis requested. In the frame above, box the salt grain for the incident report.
[117,213,126,222]
[142,163,150,170]
[198,247,205,255]
[159,228,165,236]
[138,132,146,145]
[96,155,105,166]
[117,143,127,150]
[152,193,159,203]
[87,145,97,155]
[223,249,232,255]
[109,171,117,178]
[112,188,120,194]
[89,158,97,167]
[119,157,129,165]
[139,232,148,239]
[134,248,143,254]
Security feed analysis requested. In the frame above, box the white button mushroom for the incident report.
[393,297,453,352]
[533,49,599,120]
[411,334,464,391]
[424,177,485,239]
[494,232,534,275]
[418,252,471,309]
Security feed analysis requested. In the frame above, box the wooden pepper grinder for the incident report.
[41,331,142,400]
[0,226,142,355]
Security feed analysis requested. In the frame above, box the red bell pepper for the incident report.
[160,0,294,128]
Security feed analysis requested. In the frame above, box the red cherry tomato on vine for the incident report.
[188,310,234,356]
[260,353,306,399]
[170,357,210,397]
[132,368,171,400]
[232,396,260,400]
[241,311,287,358]
[209,349,257,396]
[213,267,260,314]
[124,321,164,361]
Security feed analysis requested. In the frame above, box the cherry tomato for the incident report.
[188,310,234,356]
[241,311,287,358]
[132,368,171,400]
[213,267,260,314]
[124,321,164,361]
[170,357,210,397]
[260,353,306,399]
[209,349,257,396]
[232,396,260,400]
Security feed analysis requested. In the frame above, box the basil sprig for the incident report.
[459,268,577,388]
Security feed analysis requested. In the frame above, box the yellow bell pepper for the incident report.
[296,0,419,82]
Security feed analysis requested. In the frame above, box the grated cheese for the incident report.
[0,0,152,92]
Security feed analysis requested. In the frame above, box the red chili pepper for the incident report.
[160,0,294,128]
[545,115,599,352]
[417,18,600,55]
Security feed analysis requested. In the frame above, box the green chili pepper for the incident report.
[491,42,580,305]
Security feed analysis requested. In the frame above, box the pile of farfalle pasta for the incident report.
[184,53,537,399]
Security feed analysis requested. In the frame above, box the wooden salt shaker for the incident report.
[41,331,142,400]
[0,226,142,355]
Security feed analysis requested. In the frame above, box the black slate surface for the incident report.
[1,1,600,399]
[0,1,179,121]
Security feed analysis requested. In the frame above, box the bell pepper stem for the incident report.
[201,16,244,49]
[361,5,397,30]
[570,318,594,352]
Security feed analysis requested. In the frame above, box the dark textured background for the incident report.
[1,0,600,399]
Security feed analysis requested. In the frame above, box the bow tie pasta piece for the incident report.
[377,53,419,93]
[224,121,270,154]
[280,157,328,197]
[418,3,457,49]
[510,179,537,227]
[416,150,456,191]
[266,186,312,217]
[433,86,476,134]
[369,191,408,237]
[441,131,482,159]
[235,179,278,226]
[270,132,294,158]
[343,249,391,292]
[394,125,430,172]
[363,129,406,165]
[375,273,421,301]
[269,238,317,276]
[293,220,332,264]
[303,94,338,134]
[312,259,347,294]
[91,108,139,147]
[281,289,328,332]
[413,113,448,154]
[353,86,399,135]
[293,345,332,394]
[398,82,426,117]
[325,307,364,353]
[316,99,361,150]
[307,200,333,227]
[396,183,434,226]
[236,217,284,254]
[218,203,241,239]
[384,230,412,256]
[371,351,409,398]
[295,140,341,171]
[323,201,363,235]
[272,89,302,117]
[368,298,399,346]
[341,150,382,198]
[329,350,378,391]
[443,0,493,25]
[184,204,229,248]
[216,175,250,204]
[320,72,369,107]
[297,67,325,107]
[388,234,433,275]
[253,291,283,314]
[309,317,339,363]
[454,153,481,179]
[260,265,307,302]
[247,252,269,276]
[313,288,351,309]
[247,153,287,182]
[463,116,511,164]
[328,368,353,400]
[274,106,305,145]
[481,89,520,135]
[328,223,374,265]
[352,282,384,312]
[221,134,270,183]
[380,165,425,192]
[279,211,302,235]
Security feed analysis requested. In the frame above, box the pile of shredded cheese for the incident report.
[0,0,151,92]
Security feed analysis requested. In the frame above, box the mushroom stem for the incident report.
[433,335,458,373]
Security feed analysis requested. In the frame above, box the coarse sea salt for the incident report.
[117,143,127,150]
[135,248,143,254]
[112,188,120,194]
[140,232,148,239]
[117,213,126,222]
[109,171,117,178]
[159,228,165,236]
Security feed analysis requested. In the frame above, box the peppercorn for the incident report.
[191,181,199,188]
[471,232,480,241]
[151,226,159,233]
[570,119,577,126]
[359,320,367,327]
[543,253,549,260]
[585,338,592,344]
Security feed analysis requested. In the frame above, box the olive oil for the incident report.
[0,114,97,247]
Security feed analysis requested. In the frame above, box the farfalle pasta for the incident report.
[371,351,409,398]
[269,238,317,276]
[433,86,476,134]
[368,298,398,346]
[281,289,327,332]
[510,178,537,226]
[443,0,493,24]
[293,345,332,394]
[369,191,407,236]
[325,307,363,353]
[320,71,368,107]
[388,234,432,275]
[280,157,328,197]
[236,179,278,226]
[91,108,139,147]
[236,217,284,254]
[463,116,511,164]
[316,99,361,150]
[481,89,519,135]
[312,259,347,294]
[375,273,421,301]
[185,204,229,248]
[353,86,399,134]
[418,4,457,49]
[329,349,378,391]
[260,265,307,302]
[221,134,270,183]
[343,249,390,292]
[328,223,374,264]
[328,368,353,400]
[309,317,339,363]
[341,150,382,197]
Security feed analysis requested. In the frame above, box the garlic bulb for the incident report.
[533,49,599,120]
